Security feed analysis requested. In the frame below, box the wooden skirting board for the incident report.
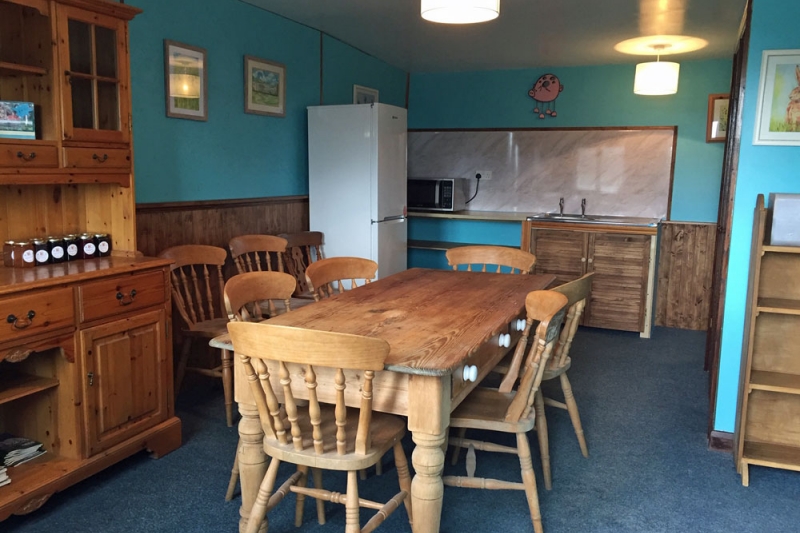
[656,222,717,331]
[709,431,734,453]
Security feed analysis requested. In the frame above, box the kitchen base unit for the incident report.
[0,257,181,521]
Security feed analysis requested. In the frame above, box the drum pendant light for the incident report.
[421,0,500,24]
[634,52,680,95]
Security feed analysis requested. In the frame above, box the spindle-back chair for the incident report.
[279,231,325,298]
[229,235,288,275]
[446,245,536,274]
[305,257,378,301]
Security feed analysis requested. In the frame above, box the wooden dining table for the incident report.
[210,267,556,533]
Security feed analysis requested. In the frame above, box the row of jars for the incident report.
[3,233,112,268]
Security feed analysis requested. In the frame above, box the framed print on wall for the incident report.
[244,56,286,117]
[706,93,730,142]
[353,85,379,105]
[753,49,800,145]
[164,40,207,121]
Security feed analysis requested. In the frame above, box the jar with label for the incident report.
[48,237,66,264]
[95,233,111,257]
[18,241,35,268]
[79,233,97,259]
[32,239,50,266]
[3,241,14,267]
[64,234,79,261]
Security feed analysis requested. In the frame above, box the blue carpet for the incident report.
[4,327,800,532]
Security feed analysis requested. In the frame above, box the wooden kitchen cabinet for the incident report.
[522,221,658,337]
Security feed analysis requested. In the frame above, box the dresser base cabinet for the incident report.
[0,257,181,521]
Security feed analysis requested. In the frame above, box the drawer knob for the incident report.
[93,153,109,163]
[498,333,511,348]
[7,310,36,329]
[16,151,36,162]
[462,365,478,383]
[116,289,137,306]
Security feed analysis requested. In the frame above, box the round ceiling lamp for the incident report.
[421,0,500,24]
[613,35,708,56]
[615,36,707,96]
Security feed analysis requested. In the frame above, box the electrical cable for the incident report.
[465,173,481,204]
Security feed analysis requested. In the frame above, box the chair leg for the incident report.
[225,441,240,501]
[450,427,468,465]
[516,433,544,533]
[345,470,361,533]
[560,373,588,458]
[534,389,551,490]
[244,457,281,533]
[312,468,326,525]
[221,349,234,427]
[294,465,309,527]
[175,337,192,394]
[393,441,413,527]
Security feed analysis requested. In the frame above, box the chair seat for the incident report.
[183,317,230,338]
[265,404,406,471]
[542,357,571,381]
[450,388,536,433]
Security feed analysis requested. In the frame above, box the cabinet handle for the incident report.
[93,153,109,163]
[7,310,36,329]
[581,257,586,263]
[588,258,594,264]
[87,372,94,387]
[16,151,36,162]
[116,289,137,306]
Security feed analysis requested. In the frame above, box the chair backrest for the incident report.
[504,290,568,423]
[446,245,536,274]
[229,235,288,275]
[159,245,228,328]
[305,256,378,301]
[550,272,594,369]
[279,231,325,296]
[224,271,297,322]
[228,322,389,455]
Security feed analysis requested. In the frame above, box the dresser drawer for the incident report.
[79,271,166,323]
[0,143,59,168]
[0,288,75,344]
[63,147,131,170]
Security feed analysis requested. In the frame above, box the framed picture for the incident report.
[245,56,286,117]
[706,93,730,143]
[164,40,207,121]
[753,49,800,145]
[353,85,379,105]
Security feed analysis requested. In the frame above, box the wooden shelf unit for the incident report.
[735,194,800,486]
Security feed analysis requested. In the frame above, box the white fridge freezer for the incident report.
[307,103,408,278]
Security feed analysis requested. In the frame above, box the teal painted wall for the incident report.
[715,0,800,432]
[129,0,407,203]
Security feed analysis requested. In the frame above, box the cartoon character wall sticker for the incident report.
[528,74,563,119]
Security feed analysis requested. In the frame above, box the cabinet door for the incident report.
[80,309,167,456]
[529,228,588,286]
[57,5,130,144]
[585,233,650,332]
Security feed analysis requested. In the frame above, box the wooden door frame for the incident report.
[706,0,753,444]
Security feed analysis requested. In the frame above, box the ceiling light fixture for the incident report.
[421,0,500,24]
[634,44,680,95]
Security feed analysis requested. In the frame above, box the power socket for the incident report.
[475,170,493,181]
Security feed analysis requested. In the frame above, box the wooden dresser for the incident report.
[0,0,181,519]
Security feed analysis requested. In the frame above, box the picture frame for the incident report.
[706,93,730,143]
[353,85,379,105]
[753,49,800,145]
[164,40,207,121]
[244,56,286,117]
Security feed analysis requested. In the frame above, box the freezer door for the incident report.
[372,217,407,279]
[374,105,408,222]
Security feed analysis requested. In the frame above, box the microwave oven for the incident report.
[407,178,469,212]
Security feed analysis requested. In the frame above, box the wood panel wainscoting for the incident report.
[655,222,717,331]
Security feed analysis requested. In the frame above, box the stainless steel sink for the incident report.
[526,213,659,227]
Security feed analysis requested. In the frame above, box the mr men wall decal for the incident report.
[529,74,563,119]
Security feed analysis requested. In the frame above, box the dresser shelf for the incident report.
[756,297,800,315]
[0,372,59,406]
[0,61,46,77]
[749,370,800,395]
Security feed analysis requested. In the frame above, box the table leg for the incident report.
[238,402,268,533]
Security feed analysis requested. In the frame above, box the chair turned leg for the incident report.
[450,427,468,465]
[393,441,413,527]
[225,441,240,501]
[312,468,326,525]
[221,349,234,427]
[345,470,361,533]
[175,337,192,394]
[294,466,310,527]
[534,389,551,490]
[516,433,544,533]
[560,373,588,458]
[244,457,281,533]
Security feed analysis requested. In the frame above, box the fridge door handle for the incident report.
[371,215,407,224]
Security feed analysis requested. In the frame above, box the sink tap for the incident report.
[581,198,586,217]
[559,197,565,216]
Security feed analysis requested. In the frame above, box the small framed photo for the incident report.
[164,40,207,121]
[353,85,379,105]
[753,49,800,145]
[245,56,286,117]
[706,93,730,143]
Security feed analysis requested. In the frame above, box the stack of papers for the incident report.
[0,465,8,487]
[0,434,46,468]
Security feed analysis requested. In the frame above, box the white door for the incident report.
[372,217,407,278]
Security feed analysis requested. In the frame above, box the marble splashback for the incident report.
[407,128,676,219]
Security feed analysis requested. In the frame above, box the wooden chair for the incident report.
[227,322,413,533]
[279,231,325,299]
[305,256,378,301]
[513,272,594,491]
[158,244,234,426]
[446,245,537,274]
[229,234,288,275]
[443,290,567,533]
